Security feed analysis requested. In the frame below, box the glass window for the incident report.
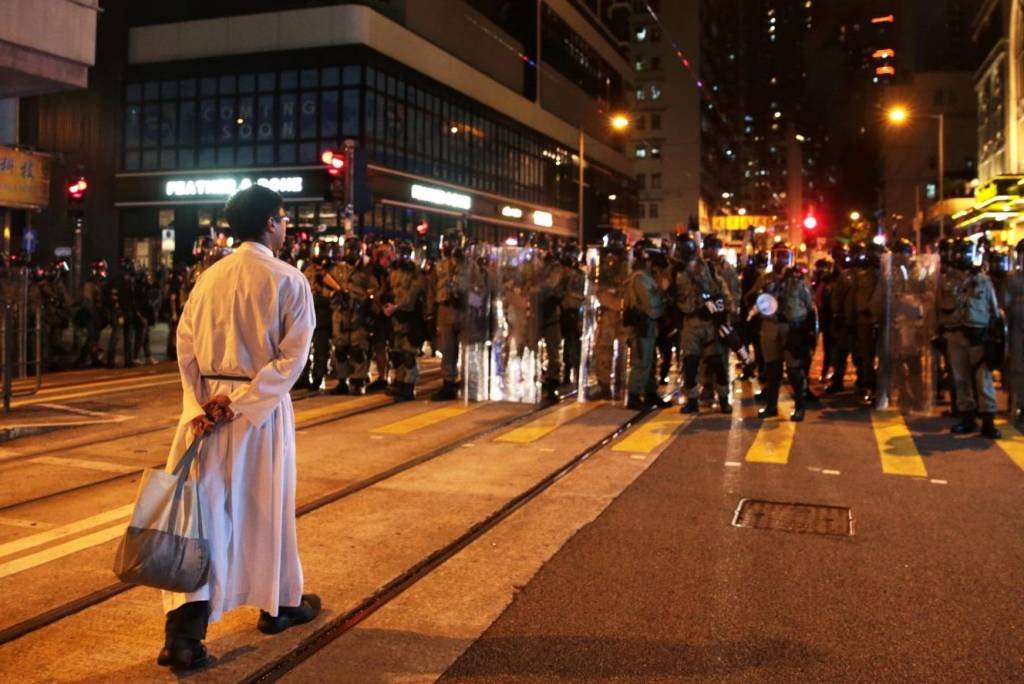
[300,68,318,89]
[161,80,178,99]
[142,104,160,147]
[217,147,234,166]
[144,82,160,101]
[635,88,646,101]
[651,145,661,158]
[258,72,275,92]
[342,90,359,137]
[323,67,340,88]
[635,114,646,131]
[651,113,661,129]
[343,65,360,86]
[278,143,296,164]
[257,144,274,165]
[200,77,217,96]
[160,103,176,146]
[142,149,158,169]
[218,98,235,144]
[638,203,646,218]
[239,73,256,93]
[237,96,255,143]
[126,83,141,102]
[651,172,661,189]
[321,90,339,139]
[198,147,215,167]
[636,173,646,188]
[218,75,236,94]
[635,144,647,159]
[649,202,659,218]
[280,70,297,90]
[160,149,177,169]
[651,85,662,100]
[257,94,275,141]
[125,105,141,148]
[300,91,318,139]
[237,146,254,165]
[279,93,297,139]
[180,78,196,98]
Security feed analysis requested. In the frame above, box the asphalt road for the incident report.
[441,388,1024,682]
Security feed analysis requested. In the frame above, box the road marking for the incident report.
[872,410,928,477]
[612,412,693,454]
[0,517,55,530]
[0,503,133,560]
[18,371,178,398]
[745,403,797,464]
[0,523,125,579]
[371,404,478,435]
[822,469,841,476]
[11,377,181,408]
[930,478,948,485]
[724,461,742,468]
[994,420,1024,472]
[27,455,141,474]
[292,395,381,423]
[34,403,123,418]
[495,401,602,443]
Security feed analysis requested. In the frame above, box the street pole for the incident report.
[937,112,945,240]
[577,127,585,246]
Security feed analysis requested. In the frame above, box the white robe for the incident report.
[162,241,314,622]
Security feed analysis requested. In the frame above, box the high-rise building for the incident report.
[629,0,742,236]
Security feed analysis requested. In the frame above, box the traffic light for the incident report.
[67,176,88,203]
[321,149,348,203]
[320,149,345,176]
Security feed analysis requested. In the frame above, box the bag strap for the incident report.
[165,435,205,538]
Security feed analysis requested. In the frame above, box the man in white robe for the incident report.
[158,185,320,670]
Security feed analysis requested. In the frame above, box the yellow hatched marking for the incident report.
[612,412,691,454]
[994,420,1024,471]
[0,524,125,579]
[872,410,928,477]
[745,397,797,464]
[371,404,476,435]
[11,378,181,408]
[293,394,381,422]
[495,401,602,443]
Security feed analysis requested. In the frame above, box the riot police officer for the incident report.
[740,251,770,380]
[38,260,71,372]
[330,237,378,395]
[527,234,565,399]
[75,259,107,367]
[850,243,883,402]
[594,230,630,399]
[304,252,341,391]
[385,241,426,401]
[559,241,586,386]
[675,232,732,414]
[947,239,1001,438]
[1004,239,1024,424]
[935,237,963,413]
[701,234,740,402]
[750,242,815,421]
[367,240,394,392]
[429,231,469,401]
[104,257,137,368]
[624,239,670,410]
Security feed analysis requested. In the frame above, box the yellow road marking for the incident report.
[612,411,692,454]
[27,455,140,474]
[0,504,133,560]
[12,378,181,408]
[0,517,55,530]
[872,410,928,477]
[19,371,178,397]
[293,394,382,423]
[495,401,602,443]
[371,404,477,435]
[994,420,1024,471]
[0,524,125,579]
[745,398,797,464]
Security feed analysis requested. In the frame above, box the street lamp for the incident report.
[578,113,630,245]
[886,104,945,242]
[849,210,861,221]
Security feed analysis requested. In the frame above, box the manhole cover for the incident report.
[732,499,853,537]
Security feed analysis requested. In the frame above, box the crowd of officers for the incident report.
[14,226,1024,440]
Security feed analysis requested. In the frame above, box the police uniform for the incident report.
[429,254,468,397]
[947,270,999,423]
[624,265,664,403]
[937,267,966,410]
[594,251,630,398]
[851,263,882,395]
[388,260,426,399]
[330,259,378,391]
[676,260,731,411]
[827,266,856,392]
[1003,270,1024,421]
[560,263,586,384]
[531,253,565,393]
[304,263,337,390]
[752,268,814,420]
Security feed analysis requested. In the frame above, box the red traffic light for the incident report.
[67,177,88,201]
[803,214,818,230]
[321,150,345,176]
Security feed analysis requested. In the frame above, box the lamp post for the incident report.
[578,114,630,246]
[887,105,946,240]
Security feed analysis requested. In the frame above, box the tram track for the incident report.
[0,370,444,515]
[0,383,588,648]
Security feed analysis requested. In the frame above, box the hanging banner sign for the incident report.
[0,147,51,208]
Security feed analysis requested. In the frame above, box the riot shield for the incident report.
[461,244,493,403]
[488,245,542,403]
[875,253,939,413]
[585,246,632,401]
[576,248,601,401]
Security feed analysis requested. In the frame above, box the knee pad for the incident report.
[334,345,350,363]
[349,346,367,364]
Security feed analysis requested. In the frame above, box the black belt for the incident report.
[201,374,251,382]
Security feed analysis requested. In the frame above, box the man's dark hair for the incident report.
[224,184,284,241]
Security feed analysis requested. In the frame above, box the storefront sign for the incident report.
[410,183,471,211]
[975,175,1024,206]
[164,176,304,198]
[532,210,553,228]
[501,205,523,219]
[0,147,51,208]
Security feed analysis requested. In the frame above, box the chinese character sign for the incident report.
[0,147,51,208]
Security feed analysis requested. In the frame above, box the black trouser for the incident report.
[165,601,210,641]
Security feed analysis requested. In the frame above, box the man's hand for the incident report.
[202,394,236,425]
[190,413,215,437]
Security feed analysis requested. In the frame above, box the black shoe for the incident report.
[758,406,779,419]
[951,413,977,435]
[430,381,458,401]
[157,637,210,670]
[790,406,805,422]
[754,390,767,403]
[805,388,820,404]
[680,397,699,414]
[309,376,323,392]
[719,398,732,414]
[644,392,672,409]
[329,381,349,395]
[350,380,366,395]
[625,393,646,410]
[366,378,389,393]
[980,414,1002,439]
[542,378,559,400]
[257,594,322,635]
[393,382,416,402]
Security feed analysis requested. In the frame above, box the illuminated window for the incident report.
[636,87,646,101]
[635,144,648,159]
[650,85,662,100]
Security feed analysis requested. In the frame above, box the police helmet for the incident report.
[892,238,915,257]
[632,238,661,265]
[987,248,1011,277]
[952,238,978,270]
[771,242,795,271]
[672,233,699,263]
[529,233,551,252]
[343,236,363,263]
[851,241,869,268]
[753,251,770,269]
[600,230,627,255]
[830,244,850,268]
[867,241,888,267]
[703,234,723,254]
[396,241,415,263]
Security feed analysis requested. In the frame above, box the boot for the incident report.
[980,413,1002,439]
[594,383,612,400]
[542,378,559,400]
[396,382,416,402]
[329,380,349,395]
[430,380,458,401]
[758,405,779,419]
[309,376,323,392]
[790,400,806,422]
[950,411,977,435]
[366,378,389,393]
[718,395,732,414]
[644,391,672,409]
[825,382,844,395]
[680,396,699,414]
[626,392,647,410]
[157,637,210,671]
[350,379,366,395]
